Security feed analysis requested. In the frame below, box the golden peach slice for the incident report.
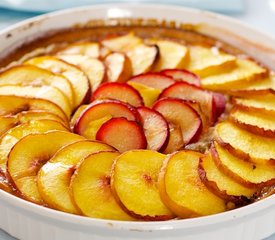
[0,85,72,118]
[230,106,275,137]
[211,142,275,188]
[111,150,174,220]
[57,42,100,58]
[71,151,133,220]
[26,56,90,109]
[104,52,132,83]
[151,40,188,71]
[0,65,74,107]
[127,44,158,75]
[186,45,236,77]
[127,81,161,107]
[233,94,275,116]
[158,150,226,218]
[0,95,68,122]
[7,131,84,204]
[215,121,275,165]
[38,140,114,214]
[0,119,69,173]
[199,154,256,204]
[58,54,106,90]
[201,59,267,91]
[0,110,69,137]
[101,32,142,53]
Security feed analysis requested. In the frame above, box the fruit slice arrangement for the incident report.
[0,31,274,221]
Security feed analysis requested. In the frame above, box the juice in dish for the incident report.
[0,18,274,220]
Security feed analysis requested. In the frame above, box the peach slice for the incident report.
[26,56,90,109]
[0,85,72,118]
[128,81,161,107]
[201,59,267,91]
[212,92,226,119]
[153,98,202,152]
[38,140,114,214]
[74,100,140,136]
[199,154,256,204]
[128,73,175,90]
[70,104,88,129]
[101,32,142,53]
[111,150,174,220]
[0,111,69,136]
[150,40,188,71]
[160,82,216,124]
[230,106,275,137]
[137,106,169,152]
[0,95,68,122]
[233,94,275,115]
[158,150,226,218]
[7,131,84,204]
[215,121,275,165]
[104,53,132,83]
[161,69,201,87]
[127,44,158,75]
[0,119,69,173]
[186,45,236,77]
[70,151,133,220]
[57,42,100,58]
[0,65,74,107]
[58,54,106,90]
[211,142,275,188]
[91,82,144,107]
[96,118,147,152]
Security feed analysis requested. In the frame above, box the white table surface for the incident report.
[0,0,274,239]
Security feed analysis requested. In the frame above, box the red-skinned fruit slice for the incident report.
[161,69,201,87]
[137,106,169,152]
[153,98,202,153]
[212,92,226,119]
[128,73,175,90]
[91,82,144,107]
[96,118,147,152]
[74,99,140,137]
[159,82,216,124]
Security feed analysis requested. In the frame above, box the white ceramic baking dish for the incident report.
[0,4,274,240]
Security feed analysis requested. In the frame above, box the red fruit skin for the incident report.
[137,106,169,152]
[128,72,175,90]
[90,82,144,107]
[161,69,201,87]
[96,117,147,152]
[212,92,226,120]
[73,99,141,134]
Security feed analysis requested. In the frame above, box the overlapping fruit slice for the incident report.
[0,120,69,173]
[57,42,100,58]
[74,100,140,140]
[0,65,74,106]
[38,140,114,214]
[150,39,188,71]
[186,45,236,77]
[104,52,132,83]
[0,85,72,118]
[199,154,256,204]
[58,54,106,90]
[153,98,202,153]
[25,56,90,108]
[0,95,68,122]
[215,121,275,165]
[111,150,174,220]
[211,142,275,188]
[230,106,275,137]
[71,151,133,220]
[158,150,226,218]
[91,82,144,107]
[7,131,84,204]
[201,59,267,91]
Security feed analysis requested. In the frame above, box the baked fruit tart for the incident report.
[0,19,274,221]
